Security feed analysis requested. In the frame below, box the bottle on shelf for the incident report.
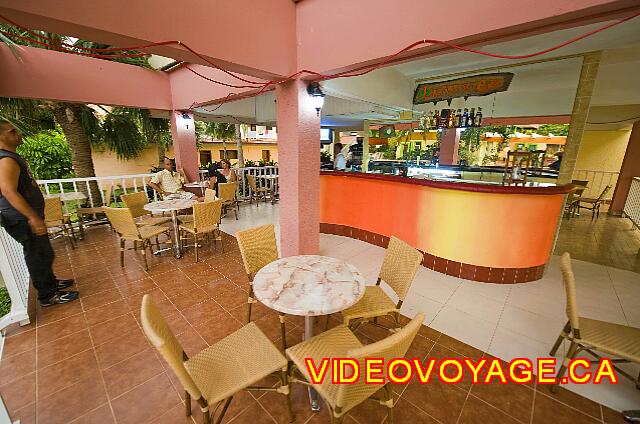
[447,110,455,128]
[475,107,483,127]
[434,110,440,128]
[461,108,469,127]
[469,108,476,127]
[428,111,435,129]
[454,109,462,127]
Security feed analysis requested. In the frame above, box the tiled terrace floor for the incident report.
[0,203,638,423]
[554,207,640,273]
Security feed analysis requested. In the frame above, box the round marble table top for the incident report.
[143,199,196,213]
[252,255,366,317]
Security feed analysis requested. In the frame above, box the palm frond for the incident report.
[0,97,55,136]
[100,113,147,159]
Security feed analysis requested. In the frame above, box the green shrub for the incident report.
[16,129,73,180]
[0,287,10,316]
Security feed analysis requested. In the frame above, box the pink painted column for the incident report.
[169,111,199,182]
[610,121,640,214]
[439,128,461,166]
[275,79,320,256]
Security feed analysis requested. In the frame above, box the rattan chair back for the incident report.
[43,197,64,224]
[336,312,425,410]
[120,191,150,218]
[236,224,279,278]
[378,236,424,300]
[193,199,223,232]
[103,207,140,239]
[560,252,580,332]
[596,185,612,201]
[247,174,258,192]
[218,182,237,203]
[140,295,203,399]
[204,188,217,202]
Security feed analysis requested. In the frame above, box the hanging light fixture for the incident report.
[307,82,325,117]
[180,111,192,129]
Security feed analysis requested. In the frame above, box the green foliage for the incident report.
[258,159,277,167]
[16,130,73,179]
[320,150,331,162]
[536,124,569,136]
[203,122,236,140]
[100,111,147,159]
[243,160,257,167]
[0,287,10,316]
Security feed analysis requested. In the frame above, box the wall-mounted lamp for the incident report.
[307,82,325,117]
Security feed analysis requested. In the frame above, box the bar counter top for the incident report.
[320,170,574,195]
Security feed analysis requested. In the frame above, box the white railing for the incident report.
[624,177,640,230]
[571,169,619,199]
[199,166,279,200]
[37,173,157,206]
[0,221,31,359]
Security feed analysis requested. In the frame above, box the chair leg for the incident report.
[280,370,295,423]
[279,314,287,351]
[247,290,254,324]
[140,241,149,271]
[550,321,570,356]
[384,383,395,424]
[194,234,199,262]
[552,341,580,393]
[119,238,125,267]
[185,391,191,416]
[213,397,233,424]
[78,214,85,239]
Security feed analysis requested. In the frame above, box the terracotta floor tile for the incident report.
[201,278,240,298]
[176,327,209,355]
[346,389,390,424]
[37,312,87,344]
[212,390,261,424]
[226,401,276,424]
[37,328,93,369]
[2,329,36,358]
[84,299,131,326]
[180,298,226,327]
[37,349,101,398]
[89,312,139,346]
[170,287,210,311]
[470,375,533,422]
[536,383,601,419]
[36,298,84,324]
[532,391,601,424]
[383,398,440,423]
[11,402,36,424]
[81,288,123,311]
[437,334,485,359]
[150,402,197,424]
[258,383,314,424]
[76,278,118,297]
[0,348,36,386]
[405,333,436,361]
[95,329,150,369]
[102,348,164,399]
[602,406,626,423]
[0,371,35,413]
[117,277,158,297]
[193,313,242,346]
[213,287,250,311]
[111,372,181,424]
[401,378,468,424]
[458,395,522,424]
[37,376,108,424]
[70,403,116,424]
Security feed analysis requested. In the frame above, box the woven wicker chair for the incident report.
[76,186,113,238]
[236,224,288,350]
[342,236,423,331]
[43,197,76,249]
[246,175,271,206]
[140,295,294,424]
[179,199,224,262]
[549,252,640,392]
[179,189,217,224]
[287,312,425,423]
[574,185,611,219]
[218,182,239,220]
[120,191,172,226]
[103,207,170,271]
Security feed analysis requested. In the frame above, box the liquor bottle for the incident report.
[448,110,455,128]
[434,110,440,128]
[469,108,476,127]
[475,107,483,127]
[439,109,450,128]
[455,109,462,127]
[461,108,469,127]
[428,111,435,129]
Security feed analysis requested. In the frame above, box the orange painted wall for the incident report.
[320,175,565,269]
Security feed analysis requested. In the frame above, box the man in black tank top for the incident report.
[0,120,78,306]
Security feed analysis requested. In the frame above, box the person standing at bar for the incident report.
[0,120,78,307]
[334,143,347,171]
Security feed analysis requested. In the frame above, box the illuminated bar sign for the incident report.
[413,72,514,105]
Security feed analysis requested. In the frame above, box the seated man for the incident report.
[149,157,198,200]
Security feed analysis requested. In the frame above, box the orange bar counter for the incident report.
[320,171,573,283]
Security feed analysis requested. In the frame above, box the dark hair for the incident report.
[220,159,232,168]
[335,143,343,150]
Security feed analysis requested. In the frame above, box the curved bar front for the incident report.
[319,171,573,283]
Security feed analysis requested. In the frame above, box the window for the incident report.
[199,151,212,166]
[220,150,238,159]
[262,150,271,162]
[250,125,257,131]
